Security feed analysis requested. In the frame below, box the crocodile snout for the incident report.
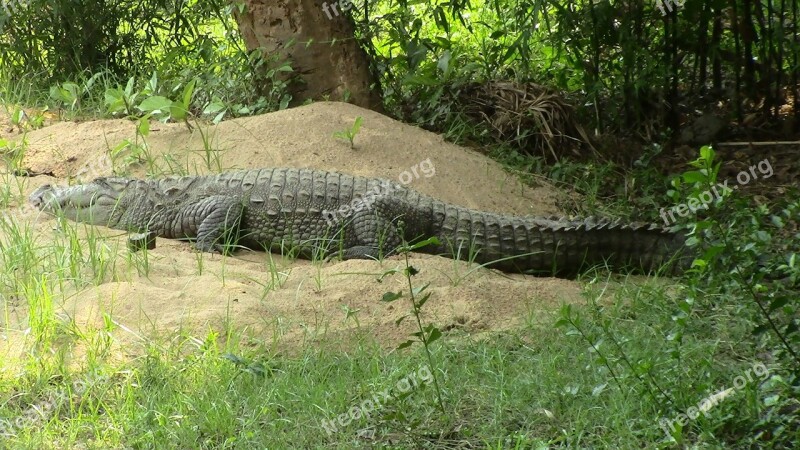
[29,184,58,210]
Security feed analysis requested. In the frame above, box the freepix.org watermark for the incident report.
[655,0,685,15]
[323,158,435,227]
[659,158,773,226]
[658,361,770,440]
[322,0,355,19]
[0,375,95,437]
[319,365,433,435]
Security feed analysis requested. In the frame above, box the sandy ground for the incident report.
[1,102,589,362]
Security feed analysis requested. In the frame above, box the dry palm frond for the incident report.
[458,80,594,161]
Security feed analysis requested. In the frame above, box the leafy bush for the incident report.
[0,0,288,120]
[556,146,799,447]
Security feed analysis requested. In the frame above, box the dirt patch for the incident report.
[1,102,587,360]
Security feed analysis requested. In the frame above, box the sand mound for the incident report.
[1,102,585,358]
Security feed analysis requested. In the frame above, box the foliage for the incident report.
[378,235,446,413]
[333,116,363,149]
[0,0,290,121]
[4,0,798,143]
[673,146,798,364]
[673,147,800,446]
[555,146,799,447]
[354,0,800,140]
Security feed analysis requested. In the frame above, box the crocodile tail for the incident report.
[426,207,689,277]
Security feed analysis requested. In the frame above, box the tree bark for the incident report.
[234,0,383,110]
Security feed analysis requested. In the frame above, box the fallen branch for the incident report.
[716,141,800,146]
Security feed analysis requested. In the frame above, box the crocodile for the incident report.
[28,168,688,277]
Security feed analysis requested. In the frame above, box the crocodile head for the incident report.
[29,178,132,226]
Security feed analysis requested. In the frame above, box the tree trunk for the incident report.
[234,0,383,110]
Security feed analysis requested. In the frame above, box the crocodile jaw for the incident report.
[29,179,128,225]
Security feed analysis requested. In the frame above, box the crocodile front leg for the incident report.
[190,196,245,253]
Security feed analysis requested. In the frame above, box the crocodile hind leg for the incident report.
[193,196,245,253]
[335,208,403,261]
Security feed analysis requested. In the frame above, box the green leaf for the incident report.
[137,117,150,136]
[502,37,521,63]
[203,99,226,115]
[554,318,570,328]
[396,340,415,350]
[433,6,449,32]
[103,87,127,114]
[434,36,452,49]
[412,284,430,296]
[62,82,79,97]
[426,327,442,344]
[403,74,439,86]
[124,76,136,97]
[699,145,715,162]
[764,394,780,407]
[279,95,291,110]
[145,71,158,95]
[437,50,451,74]
[376,268,401,283]
[409,237,441,251]
[701,245,725,260]
[222,353,244,365]
[351,116,362,135]
[416,292,432,309]
[169,103,187,121]
[693,220,714,231]
[404,266,420,277]
[690,259,707,268]
[768,297,789,312]
[381,292,403,302]
[182,79,197,108]
[213,111,226,124]
[138,96,173,113]
[681,171,707,184]
[84,72,104,93]
[11,108,24,124]
[49,85,71,103]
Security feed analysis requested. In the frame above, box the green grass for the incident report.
[5,304,794,445]
[0,196,787,449]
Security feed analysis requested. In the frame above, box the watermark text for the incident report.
[659,158,773,226]
[319,365,433,436]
